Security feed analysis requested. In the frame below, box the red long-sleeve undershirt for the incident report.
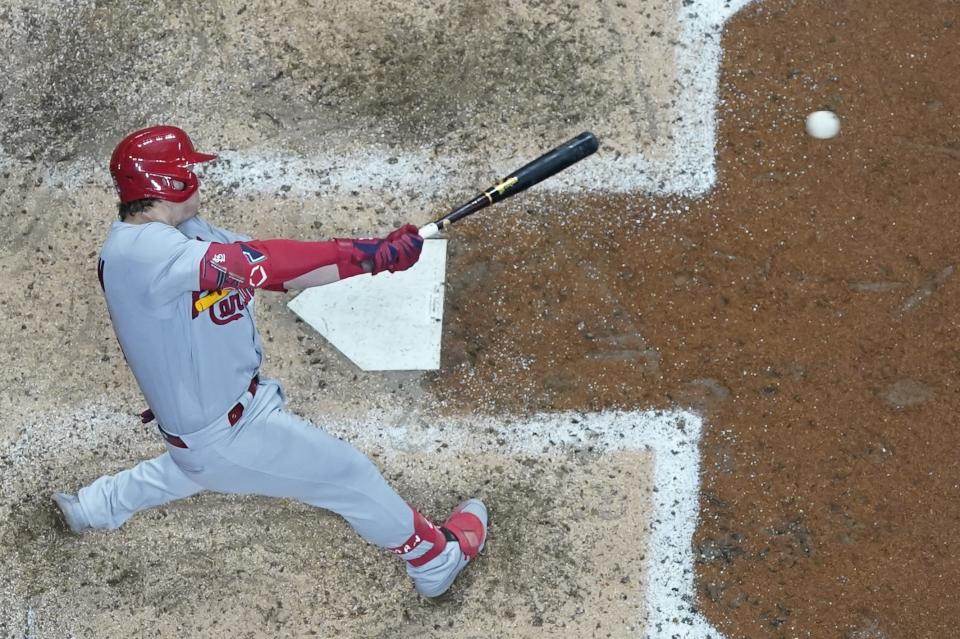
[199,239,366,292]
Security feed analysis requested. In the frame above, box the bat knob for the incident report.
[418,222,442,239]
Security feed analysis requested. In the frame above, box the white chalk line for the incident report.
[365,409,721,639]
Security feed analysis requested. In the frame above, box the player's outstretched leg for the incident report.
[392,499,488,598]
[52,452,205,532]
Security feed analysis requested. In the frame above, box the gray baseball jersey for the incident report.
[98,215,260,435]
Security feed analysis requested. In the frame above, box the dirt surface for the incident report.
[0,0,680,181]
[436,1,960,637]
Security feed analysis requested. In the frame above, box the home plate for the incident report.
[288,239,448,371]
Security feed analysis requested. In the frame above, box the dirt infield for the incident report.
[438,1,960,637]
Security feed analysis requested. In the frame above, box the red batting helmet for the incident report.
[110,125,217,203]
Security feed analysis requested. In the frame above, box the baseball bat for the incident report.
[418,130,599,239]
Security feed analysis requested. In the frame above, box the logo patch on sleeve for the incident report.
[249,264,268,287]
[240,244,266,264]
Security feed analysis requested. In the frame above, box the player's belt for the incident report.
[156,375,260,449]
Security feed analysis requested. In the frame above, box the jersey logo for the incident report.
[212,252,226,264]
[240,244,266,264]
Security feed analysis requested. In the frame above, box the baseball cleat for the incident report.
[53,492,92,533]
[407,498,488,598]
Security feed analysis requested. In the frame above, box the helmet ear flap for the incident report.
[168,164,199,197]
[144,164,199,202]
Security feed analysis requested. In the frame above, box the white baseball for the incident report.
[805,110,841,139]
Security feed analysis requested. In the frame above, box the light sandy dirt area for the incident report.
[0,1,691,638]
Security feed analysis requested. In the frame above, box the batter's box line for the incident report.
[342,408,726,639]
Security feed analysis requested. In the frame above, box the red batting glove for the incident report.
[349,224,424,275]
[381,224,423,273]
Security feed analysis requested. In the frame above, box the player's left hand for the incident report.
[350,224,424,274]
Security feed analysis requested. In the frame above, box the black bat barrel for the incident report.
[434,131,600,230]
[499,131,599,199]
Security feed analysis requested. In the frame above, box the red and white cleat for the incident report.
[406,499,488,598]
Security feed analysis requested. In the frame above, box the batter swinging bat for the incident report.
[195,131,599,312]
[418,131,599,239]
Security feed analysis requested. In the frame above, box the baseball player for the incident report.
[52,125,487,598]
